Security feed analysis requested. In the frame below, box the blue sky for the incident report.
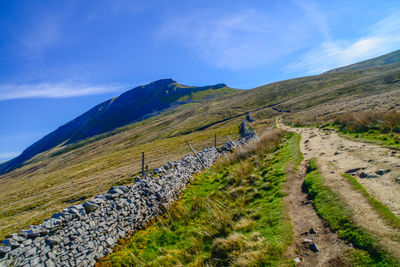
[0,0,400,162]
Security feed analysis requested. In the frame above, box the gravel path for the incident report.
[279,120,400,260]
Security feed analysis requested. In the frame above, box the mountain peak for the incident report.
[0,79,234,175]
[149,78,176,86]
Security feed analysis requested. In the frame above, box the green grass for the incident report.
[304,159,398,265]
[343,174,400,231]
[177,87,240,103]
[338,129,400,150]
[99,132,302,266]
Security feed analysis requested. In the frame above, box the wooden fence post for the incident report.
[142,152,145,176]
[185,139,207,169]
[214,133,217,148]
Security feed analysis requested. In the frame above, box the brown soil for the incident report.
[279,120,400,260]
[285,165,350,266]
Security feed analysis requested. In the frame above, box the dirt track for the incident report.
[279,120,400,262]
[285,165,350,266]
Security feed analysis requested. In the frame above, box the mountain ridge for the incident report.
[1,49,400,239]
[325,49,400,73]
[0,79,234,174]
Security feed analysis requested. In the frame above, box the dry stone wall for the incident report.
[0,134,255,267]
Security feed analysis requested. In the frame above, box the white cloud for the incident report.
[288,11,400,74]
[157,8,316,70]
[0,82,121,101]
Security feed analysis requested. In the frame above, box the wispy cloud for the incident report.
[158,7,317,70]
[288,11,400,74]
[294,0,330,41]
[0,82,121,101]
[20,15,64,57]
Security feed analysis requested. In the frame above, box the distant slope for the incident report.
[2,49,400,239]
[0,79,237,174]
[325,49,400,73]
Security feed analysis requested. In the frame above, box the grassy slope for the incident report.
[325,49,400,73]
[304,160,398,265]
[337,129,400,150]
[99,131,302,266]
[2,55,400,239]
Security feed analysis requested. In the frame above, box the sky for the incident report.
[0,0,400,162]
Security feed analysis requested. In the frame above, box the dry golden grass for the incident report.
[0,103,273,239]
[335,111,400,132]
[2,60,400,239]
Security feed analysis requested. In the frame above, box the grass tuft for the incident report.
[98,131,302,266]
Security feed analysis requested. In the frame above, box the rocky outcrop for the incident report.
[0,134,256,267]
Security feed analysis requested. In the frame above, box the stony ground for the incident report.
[278,120,400,262]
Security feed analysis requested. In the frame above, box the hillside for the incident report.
[325,49,400,73]
[1,49,400,241]
[0,79,237,175]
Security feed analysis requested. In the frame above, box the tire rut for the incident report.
[279,119,400,261]
[285,164,350,266]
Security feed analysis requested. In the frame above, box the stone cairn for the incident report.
[0,130,257,267]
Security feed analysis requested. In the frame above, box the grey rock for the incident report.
[45,258,55,267]
[309,228,317,234]
[108,186,128,195]
[375,169,391,176]
[0,246,11,257]
[0,259,13,266]
[1,239,19,249]
[30,256,40,266]
[22,239,33,246]
[359,171,378,178]
[345,168,361,174]
[105,237,114,247]
[8,234,26,243]
[82,201,99,214]
[24,246,37,258]
[0,129,255,264]
[45,236,60,247]
[309,243,319,252]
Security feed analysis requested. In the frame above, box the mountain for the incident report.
[1,49,400,239]
[0,79,236,174]
[325,49,400,73]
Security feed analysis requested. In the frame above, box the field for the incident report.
[99,130,300,266]
[1,56,400,247]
